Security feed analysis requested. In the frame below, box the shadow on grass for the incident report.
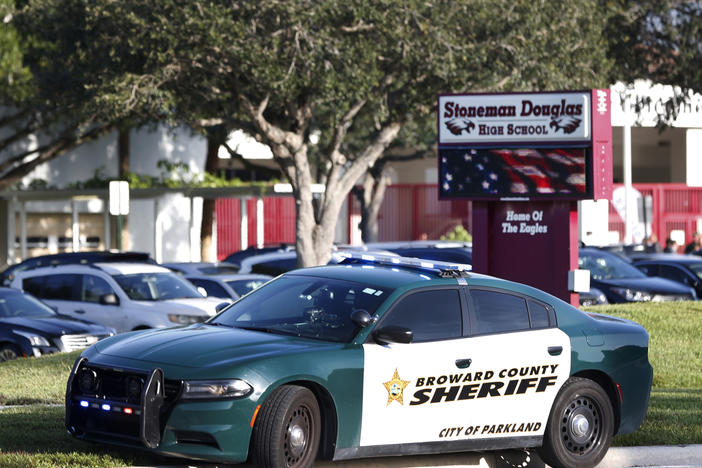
[614,388,702,446]
[0,405,168,466]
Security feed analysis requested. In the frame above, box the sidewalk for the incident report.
[119,444,702,468]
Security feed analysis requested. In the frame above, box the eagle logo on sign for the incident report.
[550,116,581,134]
[446,117,476,135]
[383,368,410,406]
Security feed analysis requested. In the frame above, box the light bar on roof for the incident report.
[335,251,472,272]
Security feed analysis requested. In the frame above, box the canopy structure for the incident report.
[0,184,324,265]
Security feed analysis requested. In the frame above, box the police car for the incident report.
[65,253,652,468]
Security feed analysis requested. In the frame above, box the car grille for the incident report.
[68,363,182,443]
[72,366,182,404]
[58,334,106,352]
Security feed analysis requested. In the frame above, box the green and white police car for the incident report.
[66,253,652,468]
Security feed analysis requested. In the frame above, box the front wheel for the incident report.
[0,344,21,362]
[251,385,321,468]
[538,377,614,468]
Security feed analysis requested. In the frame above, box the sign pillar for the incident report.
[109,180,130,251]
[438,90,612,306]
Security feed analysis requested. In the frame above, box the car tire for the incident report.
[0,344,21,362]
[251,385,321,468]
[538,377,614,468]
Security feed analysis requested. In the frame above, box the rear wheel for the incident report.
[538,377,614,468]
[251,385,321,468]
[0,344,21,362]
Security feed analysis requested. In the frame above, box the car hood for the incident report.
[594,276,692,294]
[94,324,335,368]
[0,316,111,336]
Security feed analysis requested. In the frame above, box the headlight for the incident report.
[611,287,652,302]
[14,330,51,347]
[181,379,253,400]
[168,314,204,325]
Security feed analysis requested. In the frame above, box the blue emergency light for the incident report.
[335,251,472,275]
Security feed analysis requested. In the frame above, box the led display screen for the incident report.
[439,147,591,200]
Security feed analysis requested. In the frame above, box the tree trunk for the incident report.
[200,131,221,262]
[354,163,389,244]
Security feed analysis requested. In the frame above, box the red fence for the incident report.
[216,198,296,260]
[608,184,702,246]
[216,183,702,259]
[346,185,472,241]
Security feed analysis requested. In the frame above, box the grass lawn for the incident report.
[1,301,701,466]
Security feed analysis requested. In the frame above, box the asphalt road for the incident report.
[119,445,702,468]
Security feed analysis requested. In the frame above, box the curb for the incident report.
[114,444,702,468]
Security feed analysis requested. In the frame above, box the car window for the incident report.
[470,289,530,334]
[226,279,268,297]
[637,263,658,276]
[212,275,392,343]
[658,265,690,284]
[380,289,462,342]
[689,263,702,281]
[112,273,203,300]
[527,299,550,328]
[0,291,56,317]
[198,265,240,275]
[23,274,81,301]
[189,278,230,299]
[82,275,115,303]
[251,258,298,276]
[578,250,646,280]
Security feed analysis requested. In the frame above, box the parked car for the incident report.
[238,249,398,275]
[0,288,114,362]
[578,248,696,303]
[633,254,702,298]
[162,261,240,276]
[237,251,300,275]
[1,251,155,286]
[372,240,473,266]
[223,244,294,268]
[11,263,222,333]
[66,253,651,468]
[579,287,609,307]
[184,273,272,300]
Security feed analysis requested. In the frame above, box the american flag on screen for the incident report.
[440,148,587,198]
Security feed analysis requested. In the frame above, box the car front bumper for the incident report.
[65,357,254,463]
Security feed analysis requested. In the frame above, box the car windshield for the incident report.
[689,264,702,280]
[226,279,269,296]
[211,275,392,343]
[579,251,647,280]
[0,291,56,318]
[112,273,203,300]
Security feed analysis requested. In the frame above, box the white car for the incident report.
[11,263,223,333]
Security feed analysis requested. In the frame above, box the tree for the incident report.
[604,1,702,122]
[6,0,615,267]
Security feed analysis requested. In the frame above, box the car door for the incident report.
[76,274,126,331]
[360,286,569,450]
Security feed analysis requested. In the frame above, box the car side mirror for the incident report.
[373,325,413,345]
[99,293,119,305]
[215,302,231,313]
[350,309,372,328]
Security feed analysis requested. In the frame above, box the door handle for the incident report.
[455,358,472,369]
[74,309,86,314]
[548,346,563,356]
